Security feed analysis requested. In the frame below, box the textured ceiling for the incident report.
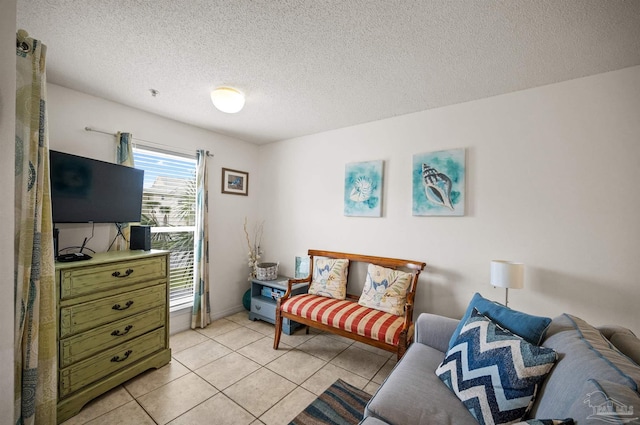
[16,0,640,144]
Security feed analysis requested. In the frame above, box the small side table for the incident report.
[249,276,307,335]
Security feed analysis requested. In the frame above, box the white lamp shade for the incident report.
[490,260,524,289]
[211,87,245,113]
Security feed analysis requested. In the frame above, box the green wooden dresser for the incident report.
[55,250,172,423]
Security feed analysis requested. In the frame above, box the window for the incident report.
[133,147,196,310]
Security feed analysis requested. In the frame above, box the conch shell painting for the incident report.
[344,160,383,217]
[413,148,465,216]
[422,164,453,210]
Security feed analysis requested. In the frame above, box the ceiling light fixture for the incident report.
[210,86,245,113]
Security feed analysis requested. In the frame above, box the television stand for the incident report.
[55,250,171,423]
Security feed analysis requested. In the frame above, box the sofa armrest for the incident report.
[415,313,460,353]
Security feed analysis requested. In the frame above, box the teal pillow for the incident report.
[448,292,551,350]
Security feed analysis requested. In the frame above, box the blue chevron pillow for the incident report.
[436,308,558,425]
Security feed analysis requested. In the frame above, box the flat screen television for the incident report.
[49,150,144,223]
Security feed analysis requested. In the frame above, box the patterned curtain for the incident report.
[109,132,134,251]
[15,29,57,425]
[191,150,210,328]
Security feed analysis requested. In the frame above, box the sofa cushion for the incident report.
[358,264,412,316]
[531,314,640,419]
[364,342,478,425]
[610,333,640,366]
[448,293,551,350]
[597,324,637,341]
[415,313,461,353]
[595,324,640,366]
[359,417,391,425]
[281,294,405,345]
[436,309,557,425]
[566,379,640,424]
[308,258,349,299]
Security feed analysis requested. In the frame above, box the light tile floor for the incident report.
[62,311,396,425]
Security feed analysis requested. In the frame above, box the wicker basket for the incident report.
[256,262,278,280]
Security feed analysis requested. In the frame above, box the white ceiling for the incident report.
[16,0,640,145]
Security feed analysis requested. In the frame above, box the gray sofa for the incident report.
[362,312,640,425]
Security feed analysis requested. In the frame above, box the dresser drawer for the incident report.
[60,284,166,338]
[59,306,165,368]
[60,255,167,299]
[59,328,165,398]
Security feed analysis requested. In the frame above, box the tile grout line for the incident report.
[199,321,320,423]
[72,313,392,425]
[182,323,384,423]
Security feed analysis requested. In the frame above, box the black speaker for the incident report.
[130,225,151,251]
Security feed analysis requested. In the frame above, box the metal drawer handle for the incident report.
[110,350,133,363]
[111,325,133,336]
[112,268,134,278]
[112,300,134,310]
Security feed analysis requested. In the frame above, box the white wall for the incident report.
[258,66,640,334]
[47,84,260,332]
[0,0,16,419]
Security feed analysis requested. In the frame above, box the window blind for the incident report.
[133,147,196,310]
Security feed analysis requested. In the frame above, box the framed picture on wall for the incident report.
[412,148,466,216]
[344,160,384,217]
[221,168,249,196]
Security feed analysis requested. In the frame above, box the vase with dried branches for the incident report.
[243,217,264,281]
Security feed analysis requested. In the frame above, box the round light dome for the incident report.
[210,87,245,113]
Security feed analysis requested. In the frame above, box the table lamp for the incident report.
[490,260,524,307]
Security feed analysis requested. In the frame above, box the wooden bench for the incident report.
[273,250,426,359]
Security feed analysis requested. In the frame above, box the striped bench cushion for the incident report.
[281,294,406,346]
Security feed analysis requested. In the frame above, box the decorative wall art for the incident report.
[344,160,383,217]
[412,148,465,216]
[221,168,249,195]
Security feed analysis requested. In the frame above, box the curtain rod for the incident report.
[84,126,214,157]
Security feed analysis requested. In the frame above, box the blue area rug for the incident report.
[289,379,372,425]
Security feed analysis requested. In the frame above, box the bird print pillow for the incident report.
[358,264,412,315]
[308,258,349,299]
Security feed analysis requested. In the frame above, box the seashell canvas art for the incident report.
[344,160,384,217]
[349,176,373,202]
[422,164,453,210]
[412,148,465,216]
